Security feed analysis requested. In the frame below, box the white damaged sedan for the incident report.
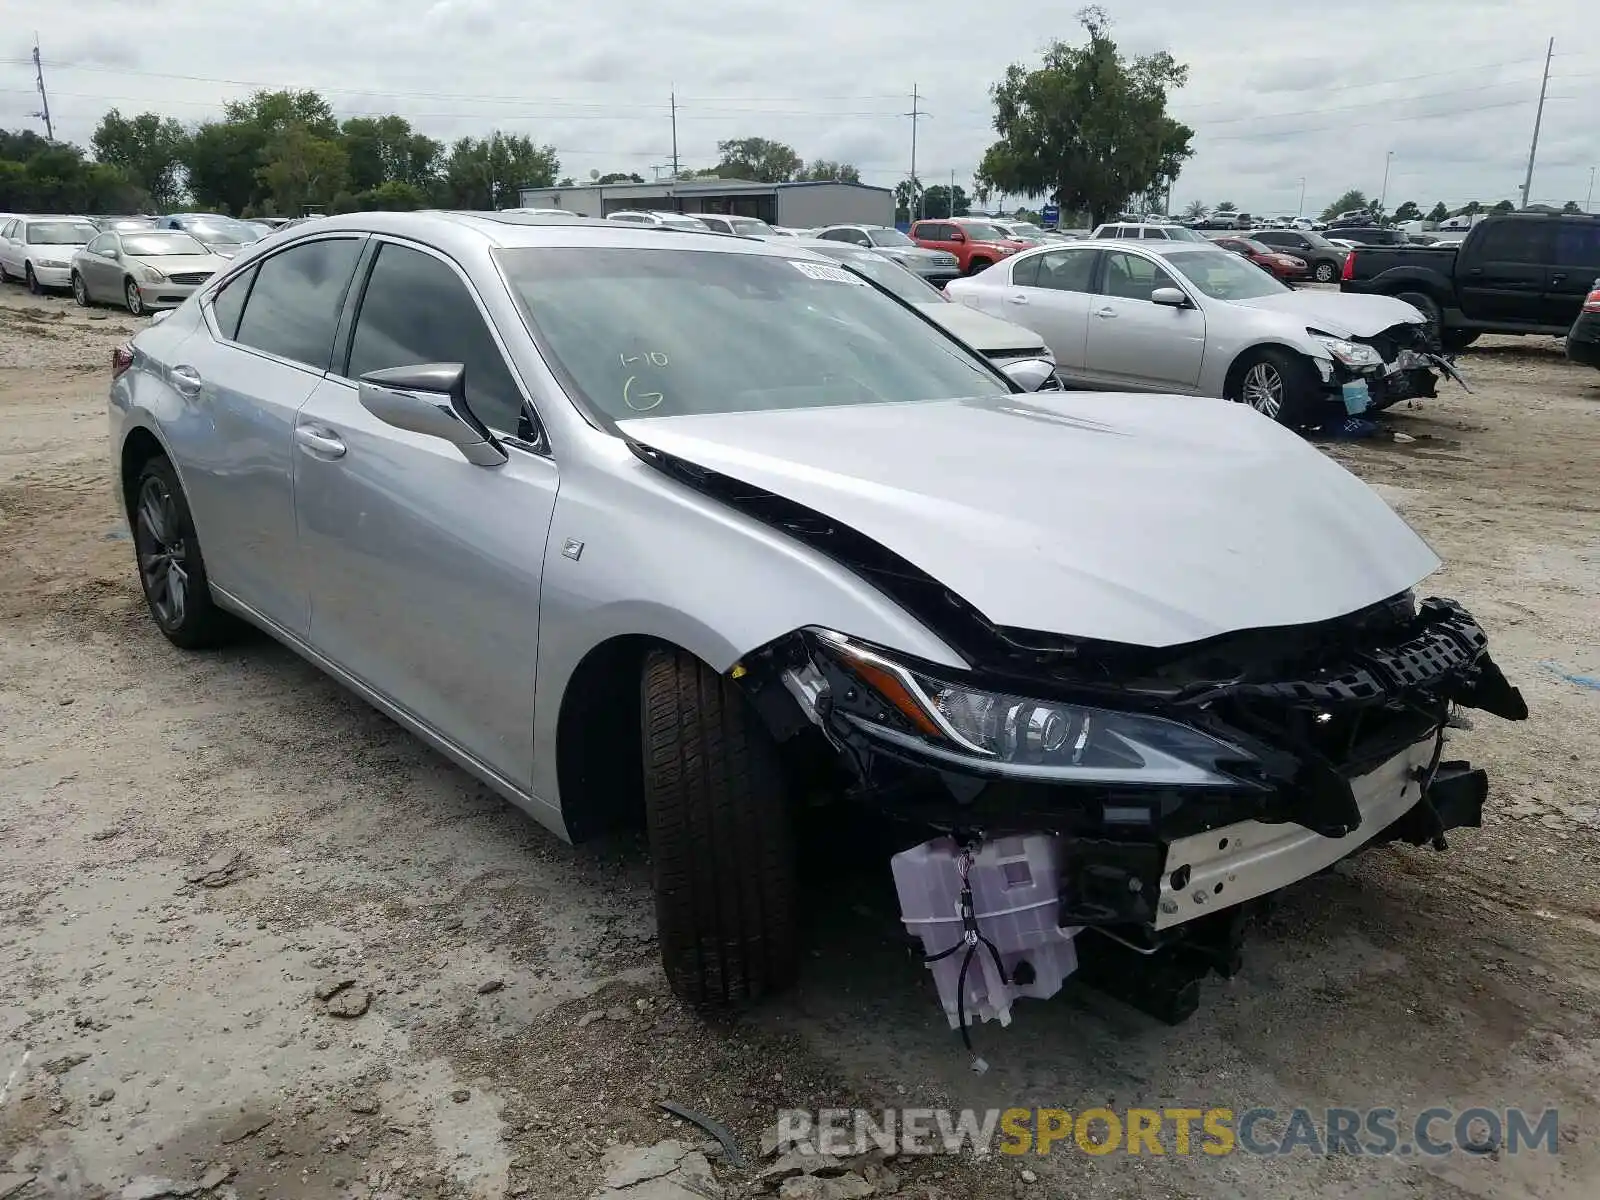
[946,239,1455,427]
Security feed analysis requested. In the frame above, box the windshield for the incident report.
[866,228,913,247]
[1168,249,1288,300]
[182,218,260,245]
[808,249,944,304]
[26,221,98,245]
[499,247,1004,423]
[1163,226,1206,242]
[728,218,776,236]
[958,223,1010,242]
[122,233,208,256]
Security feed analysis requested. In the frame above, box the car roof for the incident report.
[252,210,815,258]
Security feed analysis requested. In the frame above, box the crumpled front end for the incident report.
[739,592,1527,1027]
[1314,320,1454,415]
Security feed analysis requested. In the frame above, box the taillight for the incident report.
[1340,251,1356,283]
[1584,288,1600,313]
[111,343,134,379]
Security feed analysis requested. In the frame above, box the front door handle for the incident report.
[1093,306,1118,319]
[170,364,202,397]
[1006,293,1029,305]
[1550,272,1566,284]
[294,425,347,459]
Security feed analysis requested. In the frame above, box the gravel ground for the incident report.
[1,282,1597,1200]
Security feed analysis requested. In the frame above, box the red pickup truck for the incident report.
[909,218,1030,275]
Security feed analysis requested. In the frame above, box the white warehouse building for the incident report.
[516,177,894,228]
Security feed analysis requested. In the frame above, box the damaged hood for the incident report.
[619,394,1440,649]
[1230,290,1426,338]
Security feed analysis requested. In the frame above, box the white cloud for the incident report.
[2,0,1596,212]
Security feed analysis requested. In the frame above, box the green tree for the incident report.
[185,120,265,213]
[258,124,349,214]
[795,159,861,183]
[1319,189,1371,221]
[441,133,559,209]
[598,171,645,184]
[1181,199,1208,220]
[921,184,970,219]
[1391,200,1421,223]
[332,179,430,213]
[90,110,190,209]
[894,176,923,223]
[975,7,1193,227]
[0,129,52,162]
[1490,199,1515,214]
[1215,200,1237,213]
[1561,200,1582,214]
[224,89,339,140]
[0,138,140,212]
[1426,201,1449,223]
[341,116,441,193]
[713,137,802,183]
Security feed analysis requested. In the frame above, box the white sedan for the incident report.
[945,239,1448,426]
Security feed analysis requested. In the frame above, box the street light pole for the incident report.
[1297,176,1306,218]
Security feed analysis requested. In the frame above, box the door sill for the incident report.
[210,585,568,840]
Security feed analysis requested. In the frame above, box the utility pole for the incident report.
[32,35,54,142]
[669,89,680,183]
[1378,151,1394,215]
[1519,37,1554,209]
[905,84,926,221]
[1586,165,1595,213]
[1297,176,1306,218]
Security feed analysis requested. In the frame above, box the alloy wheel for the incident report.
[126,280,144,316]
[135,476,188,628]
[1314,262,1335,283]
[1241,362,1285,419]
[72,274,89,307]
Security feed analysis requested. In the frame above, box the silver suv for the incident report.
[108,211,1525,1025]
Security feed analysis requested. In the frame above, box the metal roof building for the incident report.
[516,177,894,229]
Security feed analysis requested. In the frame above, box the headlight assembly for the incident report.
[1313,334,1383,369]
[812,631,1256,787]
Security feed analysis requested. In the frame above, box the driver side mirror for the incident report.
[1151,287,1190,308]
[358,363,508,467]
[999,358,1058,392]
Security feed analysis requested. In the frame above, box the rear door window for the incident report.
[1554,221,1600,273]
[1033,248,1100,293]
[1473,220,1553,265]
[210,266,258,342]
[233,237,364,370]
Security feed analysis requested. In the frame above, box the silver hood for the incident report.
[880,245,957,266]
[1231,290,1426,338]
[621,394,1439,649]
[920,302,1049,355]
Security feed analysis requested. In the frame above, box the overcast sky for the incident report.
[4,0,1598,215]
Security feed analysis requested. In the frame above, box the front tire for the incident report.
[125,278,146,316]
[641,647,798,1008]
[72,272,91,307]
[1227,348,1323,428]
[25,264,41,295]
[1312,260,1337,284]
[130,456,237,649]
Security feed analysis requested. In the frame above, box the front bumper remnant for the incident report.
[754,593,1526,1030]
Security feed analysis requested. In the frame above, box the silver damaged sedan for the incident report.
[109,212,1526,1027]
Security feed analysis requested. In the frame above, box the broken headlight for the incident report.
[813,631,1256,787]
[1312,334,1383,369]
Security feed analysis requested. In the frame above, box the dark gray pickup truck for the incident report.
[1340,212,1600,352]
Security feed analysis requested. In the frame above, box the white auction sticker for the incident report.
[789,260,866,284]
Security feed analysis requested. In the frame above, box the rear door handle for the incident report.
[1006,293,1028,305]
[1550,272,1566,284]
[294,425,347,459]
[1093,306,1118,319]
[170,364,202,397]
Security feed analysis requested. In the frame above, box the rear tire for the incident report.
[1441,329,1479,354]
[1312,260,1337,284]
[641,647,798,1009]
[1226,348,1324,428]
[1395,291,1444,351]
[130,455,239,649]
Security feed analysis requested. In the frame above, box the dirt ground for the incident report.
[1,282,1597,1200]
